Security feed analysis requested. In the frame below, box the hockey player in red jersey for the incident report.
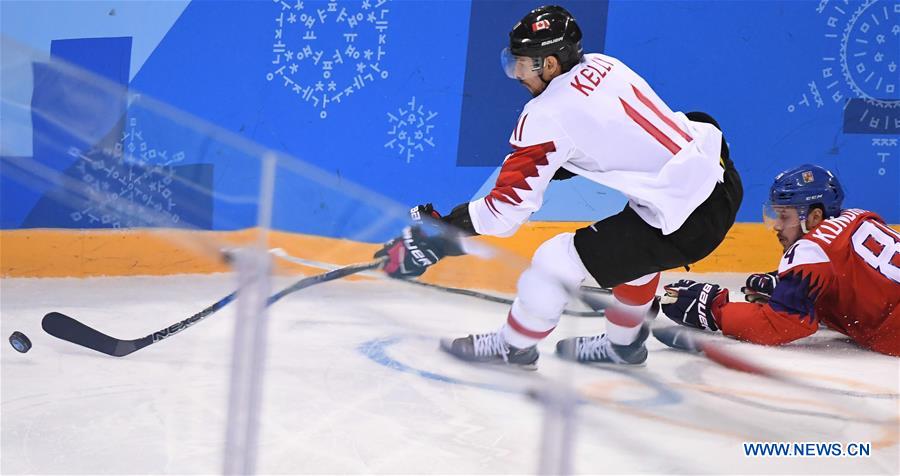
[660,164,900,356]
[375,5,742,367]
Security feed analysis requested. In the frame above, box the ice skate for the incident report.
[555,323,650,365]
[440,331,539,370]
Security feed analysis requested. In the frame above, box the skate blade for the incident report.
[553,353,648,368]
[438,339,539,371]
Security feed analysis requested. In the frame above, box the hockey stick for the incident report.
[42,259,383,357]
[652,326,899,400]
[268,248,607,317]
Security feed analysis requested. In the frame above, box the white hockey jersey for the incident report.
[468,53,725,237]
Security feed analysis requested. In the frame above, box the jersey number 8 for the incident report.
[851,221,900,284]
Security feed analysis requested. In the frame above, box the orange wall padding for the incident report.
[3,223,896,291]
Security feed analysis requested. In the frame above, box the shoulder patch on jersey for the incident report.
[778,239,830,273]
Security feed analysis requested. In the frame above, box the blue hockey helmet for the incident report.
[769,164,844,217]
[764,164,845,232]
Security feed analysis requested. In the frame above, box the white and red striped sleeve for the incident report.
[468,108,574,237]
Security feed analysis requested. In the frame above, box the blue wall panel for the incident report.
[603,0,898,222]
[2,0,897,236]
[16,37,131,228]
[129,0,487,229]
[12,36,216,229]
[456,0,609,167]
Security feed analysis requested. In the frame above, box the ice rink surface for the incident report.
[2,272,898,474]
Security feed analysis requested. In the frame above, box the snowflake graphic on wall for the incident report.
[266,0,391,119]
[68,116,185,227]
[384,96,438,163]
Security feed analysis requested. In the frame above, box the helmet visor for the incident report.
[500,47,543,80]
[762,203,804,231]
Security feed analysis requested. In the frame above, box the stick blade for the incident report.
[42,312,136,357]
[651,325,703,353]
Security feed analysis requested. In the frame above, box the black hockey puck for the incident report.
[9,331,32,353]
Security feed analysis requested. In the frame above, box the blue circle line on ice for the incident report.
[358,334,681,408]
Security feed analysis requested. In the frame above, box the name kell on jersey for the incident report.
[811,208,866,245]
[570,57,615,97]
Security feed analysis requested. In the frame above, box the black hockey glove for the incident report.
[409,203,442,225]
[741,272,778,304]
[412,202,479,237]
[407,203,469,252]
[375,226,454,279]
[660,280,728,332]
[375,204,465,279]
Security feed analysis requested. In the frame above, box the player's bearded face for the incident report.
[764,205,803,250]
[501,49,548,97]
[519,74,548,97]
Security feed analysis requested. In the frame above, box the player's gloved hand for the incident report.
[374,226,452,279]
[374,203,465,279]
[659,280,728,332]
[741,272,778,304]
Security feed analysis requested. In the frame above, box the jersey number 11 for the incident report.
[620,84,693,157]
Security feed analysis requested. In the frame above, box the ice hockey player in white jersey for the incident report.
[375,5,743,368]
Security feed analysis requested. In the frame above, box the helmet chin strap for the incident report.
[539,72,551,87]
[536,58,552,88]
[797,205,811,234]
[539,60,550,83]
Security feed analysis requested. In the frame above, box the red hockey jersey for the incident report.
[719,209,900,356]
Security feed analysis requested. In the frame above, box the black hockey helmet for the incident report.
[507,5,583,74]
